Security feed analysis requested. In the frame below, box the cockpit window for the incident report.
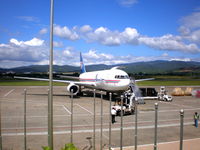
[115,75,129,79]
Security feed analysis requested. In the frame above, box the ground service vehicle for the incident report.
[113,92,135,116]
[140,87,172,101]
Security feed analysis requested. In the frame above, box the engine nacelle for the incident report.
[67,83,79,95]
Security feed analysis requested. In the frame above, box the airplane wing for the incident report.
[135,78,155,82]
[14,76,96,87]
[57,75,80,80]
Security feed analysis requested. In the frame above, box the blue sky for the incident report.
[1,0,200,68]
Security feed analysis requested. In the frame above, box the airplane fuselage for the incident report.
[79,68,130,92]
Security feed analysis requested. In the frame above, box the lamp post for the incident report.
[120,95,124,150]
[24,89,27,150]
[48,0,54,149]
[180,109,184,150]
[134,98,138,150]
[154,103,158,150]
[100,91,103,150]
[93,89,96,150]
[109,93,112,150]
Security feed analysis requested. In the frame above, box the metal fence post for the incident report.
[120,95,123,150]
[93,89,96,150]
[154,103,158,150]
[24,89,27,150]
[100,91,103,150]
[180,109,184,150]
[70,90,73,143]
[109,93,112,150]
[134,99,138,150]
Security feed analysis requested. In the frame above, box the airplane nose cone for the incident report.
[126,79,131,86]
[120,79,130,90]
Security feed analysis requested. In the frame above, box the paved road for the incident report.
[113,138,200,150]
[0,86,200,150]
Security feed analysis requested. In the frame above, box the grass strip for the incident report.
[0,79,200,86]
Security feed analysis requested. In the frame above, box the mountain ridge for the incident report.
[1,60,200,74]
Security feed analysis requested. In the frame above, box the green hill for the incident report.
[1,60,200,74]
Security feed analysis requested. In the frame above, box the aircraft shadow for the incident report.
[26,90,119,101]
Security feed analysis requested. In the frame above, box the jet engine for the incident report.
[67,83,79,95]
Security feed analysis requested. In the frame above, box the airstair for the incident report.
[128,79,145,104]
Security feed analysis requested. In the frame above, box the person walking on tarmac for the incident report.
[194,112,199,128]
[111,107,117,124]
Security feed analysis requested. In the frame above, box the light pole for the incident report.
[120,95,123,150]
[180,109,184,150]
[154,103,158,150]
[48,0,54,149]
[134,98,138,150]
[70,90,74,143]
[24,89,27,150]
[100,91,103,150]
[93,89,96,150]
[109,93,112,150]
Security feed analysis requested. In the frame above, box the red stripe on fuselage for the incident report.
[80,78,120,83]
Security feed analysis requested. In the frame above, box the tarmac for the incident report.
[0,86,200,150]
[112,138,200,150]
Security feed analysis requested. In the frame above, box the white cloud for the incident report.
[0,40,198,68]
[0,38,47,64]
[0,60,33,68]
[118,0,138,7]
[10,38,44,47]
[54,25,79,40]
[82,50,159,66]
[24,38,44,46]
[94,27,107,34]
[183,29,200,43]
[85,27,121,46]
[54,25,200,53]
[178,26,191,35]
[170,58,191,62]
[17,16,40,23]
[81,26,139,46]
[180,12,200,30]
[162,53,168,57]
[80,25,92,33]
[179,11,200,44]
[35,60,49,65]
[4,9,200,68]
[39,28,48,35]
[138,34,200,53]
[0,43,10,48]
[85,50,100,59]
[10,39,22,46]
[53,41,63,47]
[62,47,74,57]
[120,27,139,44]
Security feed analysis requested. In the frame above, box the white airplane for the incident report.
[15,53,153,96]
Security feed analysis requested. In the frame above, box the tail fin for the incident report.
[80,52,86,73]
